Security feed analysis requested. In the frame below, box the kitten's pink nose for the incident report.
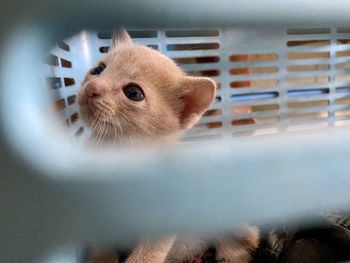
[85,84,101,98]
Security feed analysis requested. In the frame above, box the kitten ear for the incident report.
[111,28,133,50]
[179,77,216,129]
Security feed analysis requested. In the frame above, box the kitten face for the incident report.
[78,30,216,145]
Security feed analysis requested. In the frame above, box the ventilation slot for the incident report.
[287,52,330,60]
[215,96,222,103]
[99,47,109,53]
[288,100,329,109]
[288,64,329,72]
[232,118,280,137]
[232,116,278,126]
[166,30,219,38]
[97,32,114,39]
[337,39,350,45]
[128,31,158,38]
[336,51,350,57]
[230,53,278,62]
[70,112,79,124]
[44,54,59,66]
[98,30,158,39]
[46,77,62,90]
[336,63,350,69]
[53,99,66,111]
[64,78,75,87]
[61,58,72,68]
[58,41,70,51]
[335,109,350,117]
[64,119,69,128]
[335,87,350,102]
[147,45,158,50]
[288,112,328,122]
[287,40,330,47]
[195,121,223,129]
[203,109,222,117]
[67,95,77,105]
[231,104,279,114]
[187,69,220,77]
[288,88,329,97]
[166,43,219,51]
[232,118,256,126]
[337,28,350,33]
[231,79,278,88]
[75,127,84,137]
[174,56,219,64]
[336,74,350,82]
[231,92,279,101]
[287,28,331,35]
[230,66,278,75]
[335,97,350,105]
[287,76,329,85]
[336,86,350,93]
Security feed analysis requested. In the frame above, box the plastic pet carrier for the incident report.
[2,0,350,262]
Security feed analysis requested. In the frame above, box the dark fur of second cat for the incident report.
[253,216,350,263]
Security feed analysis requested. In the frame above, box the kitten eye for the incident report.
[90,62,106,75]
[123,84,145,102]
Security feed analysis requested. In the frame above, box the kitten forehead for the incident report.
[107,45,184,80]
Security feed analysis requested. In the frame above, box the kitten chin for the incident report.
[84,133,180,151]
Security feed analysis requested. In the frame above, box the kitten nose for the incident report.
[85,84,101,98]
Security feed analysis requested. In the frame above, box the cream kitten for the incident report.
[78,29,259,263]
[78,30,215,146]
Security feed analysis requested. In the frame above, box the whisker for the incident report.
[89,114,101,137]
[87,111,98,124]
[94,118,104,146]
[114,109,132,126]
[98,120,106,146]
[116,119,123,145]
[113,122,118,146]
[112,117,124,146]
[102,119,109,144]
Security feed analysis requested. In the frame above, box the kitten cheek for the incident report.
[77,88,89,105]
[78,107,91,125]
[77,94,86,105]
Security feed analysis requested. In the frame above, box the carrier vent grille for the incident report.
[44,27,350,142]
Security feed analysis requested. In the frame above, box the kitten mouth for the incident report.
[86,99,97,111]
[87,100,113,119]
